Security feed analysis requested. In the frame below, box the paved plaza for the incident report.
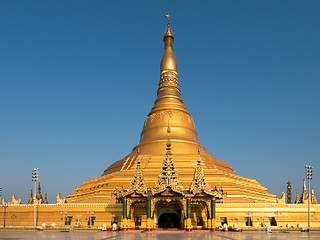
[0,231,319,240]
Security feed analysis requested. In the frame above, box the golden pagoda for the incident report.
[67,16,276,204]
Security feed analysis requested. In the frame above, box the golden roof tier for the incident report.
[67,16,277,204]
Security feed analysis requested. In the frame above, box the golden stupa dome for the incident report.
[67,15,276,204]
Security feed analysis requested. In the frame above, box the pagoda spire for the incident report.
[44,192,48,204]
[189,148,212,195]
[287,180,292,204]
[38,180,41,194]
[138,13,199,146]
[164,13,174,39]
[154,122,184,194]
[311,187,318,204]
[126,148,148,195]
[300,179,308,203]
[27,188,34,204]
[36,180,43,203]
[166,120,172,151]
[160,13,177,72]
[157,13,181,102]
[295,191,300,204]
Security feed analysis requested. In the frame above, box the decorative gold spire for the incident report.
[36,180,43,203]
[300,179,308,204]
[189,148,212,195]
[28,188,34,204]
[160,13,177,72]
[154,122,184,194]
[166,120,171,150]
[157,13,181,102]
[126,148,148,195]
[44,192,48,204]
[137,148,141,164]
[138,13,199,146]
[38,180,41,194]
[295,191,300,204]
[311,187,318,204]
[164,13,174,40]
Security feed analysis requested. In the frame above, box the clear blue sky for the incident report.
[1,1,319,204]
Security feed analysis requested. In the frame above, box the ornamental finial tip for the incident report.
[167,120,171,133]
[163,12,174,39]
[137,148,141,165]
[165,12,170,24]
[166,120,172,149]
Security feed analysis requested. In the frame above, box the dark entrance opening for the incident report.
[244,217,253,226]
[158,213,180,228]
[269,217,277,226]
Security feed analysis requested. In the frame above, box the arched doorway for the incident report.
[155,201,182,229]
[158,213,180,228]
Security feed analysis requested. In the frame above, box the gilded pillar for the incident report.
[210,199,216,231]
[122,199,128,231]
[128,209,132,229]
[146,198,153,231]
[185,197,192,231]
[123,199,127,219]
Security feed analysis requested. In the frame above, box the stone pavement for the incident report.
[0,231,320,240]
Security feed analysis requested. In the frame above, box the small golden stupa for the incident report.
[67,16,276,204]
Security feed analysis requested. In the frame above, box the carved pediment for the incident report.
[157,187,183,197]
[194,191,209,197]
[129,191,146,198]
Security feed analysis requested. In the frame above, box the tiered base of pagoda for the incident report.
[67,141,276,204]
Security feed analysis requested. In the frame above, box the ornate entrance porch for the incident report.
[114,125,225,231]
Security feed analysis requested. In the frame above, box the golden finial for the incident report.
[197,148,201,164]
[44,192,48,204]
[165,12,170,25]
[38,179,41,193]
[160,13,176,73]
[163,12,174,39]
[137,148,141,165]
[167,120,171,133]
[166,121,171,149]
